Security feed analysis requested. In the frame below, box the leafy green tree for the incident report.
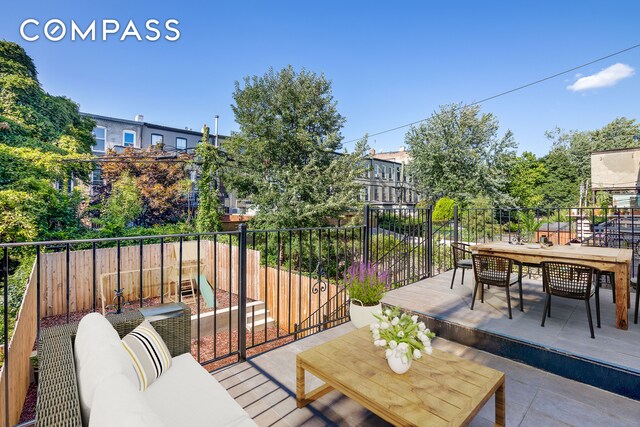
[507,152,547,207]
[195,124,222,232]
[539,144,580,207]
[406,103,516,207]
[98,172,143,232]
[223,66,368,229]
[543,118,640,205]
[95,146,191,227]
[0,40,93,243]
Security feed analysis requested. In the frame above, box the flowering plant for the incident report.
[370,307,435,363]
[344,262,388,306]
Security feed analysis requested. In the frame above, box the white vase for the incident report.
[349,300,381,329]
[386,348,412,374]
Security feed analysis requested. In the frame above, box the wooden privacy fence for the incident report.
[0,262,38,426]
[260,267,340,334]
[36,241,261,318]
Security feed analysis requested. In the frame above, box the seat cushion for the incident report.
[458,259,473,268]
[144,354,256,427]
[478,271,519,285]
[122,320,172,391]
[75,313,138,425]
[89,374,167,427]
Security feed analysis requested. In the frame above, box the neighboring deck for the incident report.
[214,323,640,426]
[383,270,640,398]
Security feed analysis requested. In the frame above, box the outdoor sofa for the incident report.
[36,302,256,427]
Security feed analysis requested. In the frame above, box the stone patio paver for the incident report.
[213,322,640,426]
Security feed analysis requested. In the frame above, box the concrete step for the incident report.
[190,300,272,338]
[248,316,276,332]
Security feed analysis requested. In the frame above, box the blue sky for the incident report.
[1,1,638,156]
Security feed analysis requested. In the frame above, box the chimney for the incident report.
[369,148,376,156]
[399,146,405,152]
[134,114,144,122]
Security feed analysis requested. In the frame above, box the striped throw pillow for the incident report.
[121,321,172,391]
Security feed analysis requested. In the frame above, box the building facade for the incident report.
[84,113,420,213]
[358,149,420,207]
[83,113,253,214]
[591,147,640,208]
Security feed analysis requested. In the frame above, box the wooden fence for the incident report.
[260,267,339,333]
[36,241,261,318]
[0,262,38,426]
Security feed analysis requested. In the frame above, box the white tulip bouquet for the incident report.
[370,307,436,363]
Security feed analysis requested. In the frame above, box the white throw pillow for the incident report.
[89,374,167,427]
[74,313,137,426]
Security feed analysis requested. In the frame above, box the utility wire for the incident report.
[344,43,640,145]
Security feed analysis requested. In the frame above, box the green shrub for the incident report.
[432,196,456,223]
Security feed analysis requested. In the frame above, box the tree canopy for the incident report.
[406,103,516,207]
[222,66,367,229]
[0,40,94,243]
[94,146,193,228]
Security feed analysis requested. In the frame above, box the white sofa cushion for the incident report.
[121,320,172,391]
[89,374,167,427]
[143,354,256,427]
[74,313,137,426]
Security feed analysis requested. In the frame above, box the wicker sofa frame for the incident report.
[35,302,191,427]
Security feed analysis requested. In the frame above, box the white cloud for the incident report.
[567,63,634,92]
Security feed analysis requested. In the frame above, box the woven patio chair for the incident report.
[630,263,640,324]
[470,254,523,319]
[450,242,473,289]
[596,271,616,303]
[541,262,600,339]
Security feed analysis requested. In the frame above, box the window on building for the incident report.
[92,127,106,152]
[373,187,379,201]
[381,187,386,202]
[176,137,187,150]
[123,130,136,147]
[364,188,369,202]
[374,165,379,178]
[381,166,386,179]
[397,167,401,181]
[388,167,393,181]
[151,134,163,146]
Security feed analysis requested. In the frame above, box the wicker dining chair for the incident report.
[541,262,599,338]
[450,242,473,289]
[471,254,523,319]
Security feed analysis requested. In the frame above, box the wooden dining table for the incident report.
[473,242,633,330]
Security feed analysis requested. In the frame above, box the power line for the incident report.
[344,42,640,145]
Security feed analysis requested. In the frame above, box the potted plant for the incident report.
[344,262,388,328]
[371,307,436,374]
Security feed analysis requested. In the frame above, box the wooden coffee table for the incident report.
[296,327,505,426]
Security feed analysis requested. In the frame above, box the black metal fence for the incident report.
[9,203,640,425]
[433,206,640,277]
[0,220,394,426]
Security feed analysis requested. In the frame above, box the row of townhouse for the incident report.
[83,113,421,213]
[84,113,249,214]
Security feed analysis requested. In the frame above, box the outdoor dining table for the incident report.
[473,242,633,330]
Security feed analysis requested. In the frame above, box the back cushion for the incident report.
[89,374,167,427]
[74,313,137,426]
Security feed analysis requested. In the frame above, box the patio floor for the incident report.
[213,323,640,426]
[383,269,640,373]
